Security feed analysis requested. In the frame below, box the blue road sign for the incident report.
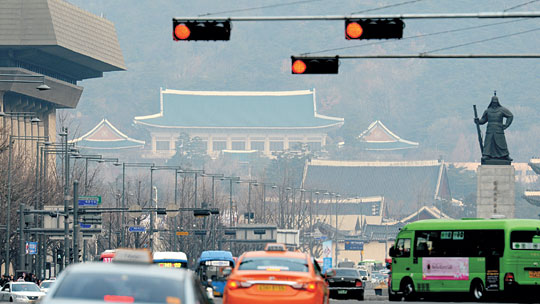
[322,257,332,273]
[80,223,92,228]
[78,196,101,206]
[26,242,38,255]
[128,226,146,233]
[344,240,364,250]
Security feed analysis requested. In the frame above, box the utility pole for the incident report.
[72,181,79,263]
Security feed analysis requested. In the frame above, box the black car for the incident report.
[325,268,365,300]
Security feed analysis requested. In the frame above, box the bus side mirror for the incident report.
[222,267,232,276]
[389,246,396,258]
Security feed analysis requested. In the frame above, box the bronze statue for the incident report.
[474,92,513,165]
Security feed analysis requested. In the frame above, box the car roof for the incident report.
[241,250,309,259]
[61,262,191,280]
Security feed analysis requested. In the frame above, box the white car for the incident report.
[0,282,46,303]
[39,280,55,293]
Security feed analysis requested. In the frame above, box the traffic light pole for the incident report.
[175,11,540,21]
[328,54,540,59]
[72,181,79,263]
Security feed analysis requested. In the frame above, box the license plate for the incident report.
[529,270,540,278]
[257,285,287,292]
[338,290,348,294]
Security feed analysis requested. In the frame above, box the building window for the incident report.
[156,140,170,151]
[289,141,304,150]
[213,141,227,151]
[307,142,322,151]
[200,141,208,151]
[231,141,245,151]
[250,141,265,151]
[270,141,284,151]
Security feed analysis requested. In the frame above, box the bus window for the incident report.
[395,239,411,257]
[511,230,540,250]
[415,230,504,257]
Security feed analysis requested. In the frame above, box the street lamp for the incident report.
[220,176,240,226]
[3,125,46,276]
[0,74,51,91]
[236,180,257,224]
[113,162,154,248]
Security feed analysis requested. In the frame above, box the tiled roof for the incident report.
[311,201,383,216]
[134,89,344,129]
[303,160,451,214]
[357,120,418,151]
[523,190,540,207]
[529,158,540,174]
[69,118,145,150]
[400,206,452,222]
[361,223,403,241]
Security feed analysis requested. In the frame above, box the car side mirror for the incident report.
[324,269,336,279]
[389,245,396,258]
[222,267,232,276]
[362,276,368,281]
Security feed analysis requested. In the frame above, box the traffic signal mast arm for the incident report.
[174,11,540,22]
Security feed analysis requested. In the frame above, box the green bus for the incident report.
[388,218,540,301]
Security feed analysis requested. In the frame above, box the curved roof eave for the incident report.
[132,119,344,131]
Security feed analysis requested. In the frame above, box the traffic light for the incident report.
[291,56,339,74]
[345,18,404,40]
[173,19,231,41]
[56,250,63,264]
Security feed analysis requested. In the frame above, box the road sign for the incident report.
[80,223,92,229]
[128,226,146,233]
[78,196,101,206]
[176,231,189,236]
[344,240,364,250]
[26,242,38,255]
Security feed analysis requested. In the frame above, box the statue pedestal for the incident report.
[477,165,515,218]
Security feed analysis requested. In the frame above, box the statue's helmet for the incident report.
[489,95,500,108]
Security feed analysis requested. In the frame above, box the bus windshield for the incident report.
[197,251,234,282]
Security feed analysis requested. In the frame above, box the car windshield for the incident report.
[52,272,186,303]
[40,281,53,288]
[238,257,308,272]
[12,284,41,292]
[358,270,368,276]
[334,269,358,277]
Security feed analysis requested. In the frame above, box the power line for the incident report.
[302,19,527,55]
[351,0,426,15]
[198,0,324,17]
[504,0,540,12]
[425,26,540,53]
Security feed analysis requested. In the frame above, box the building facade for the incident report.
[134,89,344,159]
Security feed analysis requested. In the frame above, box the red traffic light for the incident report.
[291,56,339,74]
[346,22,364,39]
[292,59,307,74]
[174,24,191,40]
[173,19,231,41]
[345,18,404,40]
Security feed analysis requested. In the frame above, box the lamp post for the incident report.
[252,183,276,222]
[201,173,223,248]
[220,176,240,226]
[112,162,153,248]
[0,74,51,91]
[236,180,257,224]
[3,128,46,276]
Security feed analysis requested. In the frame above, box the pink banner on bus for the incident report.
[422,258,469,280]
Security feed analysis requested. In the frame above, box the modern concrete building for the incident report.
[134,88,344,159]
[0,0,125,141]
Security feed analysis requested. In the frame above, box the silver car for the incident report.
[0,282,46,303]
[40,262,210,304]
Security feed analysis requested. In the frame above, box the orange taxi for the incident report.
[223,243,330,304]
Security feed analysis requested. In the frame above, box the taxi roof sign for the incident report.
[113,248,153,264]
[265,243,287,252]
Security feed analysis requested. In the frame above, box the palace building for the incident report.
[134,88,344,159]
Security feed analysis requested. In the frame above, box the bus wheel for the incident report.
[401,278,416,301]
[470,280,485,301]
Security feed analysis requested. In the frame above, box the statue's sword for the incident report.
[473,105,484,154]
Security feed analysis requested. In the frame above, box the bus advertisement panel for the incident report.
[389,219,540,301]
